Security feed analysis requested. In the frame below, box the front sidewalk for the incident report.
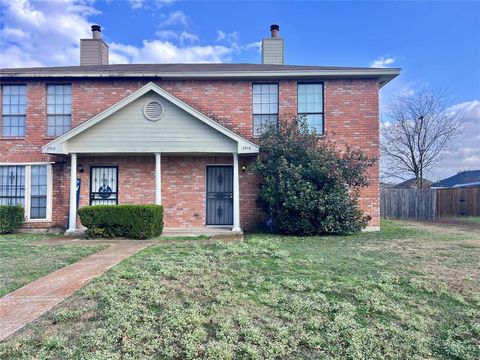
[0,232,245,342]
[0,241,149,342]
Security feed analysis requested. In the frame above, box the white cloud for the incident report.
[0,0,259,68]
[155,30,199,44]
[431,100,480,180]
[216,30,226,41]
[179,31,199,44]
[158,10,188,27]
[109,40,233,63]
[370,55,396,68]
[245,41,261,52]
[129,0,144,9]
[155,29,179,40]
[0,0,97,68]
[216,30,238,43]
[215,30,260,54]
[128,0,174,10]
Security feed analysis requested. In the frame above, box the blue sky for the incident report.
[0,0,479,180]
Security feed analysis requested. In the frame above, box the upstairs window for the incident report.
[2,85,26,137]
[47,84,71,137]
[298,83,324,134]
[253,83,278,136]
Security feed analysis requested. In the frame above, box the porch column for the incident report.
[66,153,77,233]
[232,153,241,232]
[155,153,162,205]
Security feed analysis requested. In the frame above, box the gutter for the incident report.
[0,69,401,87]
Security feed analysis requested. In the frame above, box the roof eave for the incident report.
[1,68,401,85]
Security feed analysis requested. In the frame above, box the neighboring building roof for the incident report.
[0,63,400,87]
[431,170,480,188]
[380,182,396,189]
[394,178,433,189]
[452,181,480,188]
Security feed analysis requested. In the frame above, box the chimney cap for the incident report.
[91,25,101,32]
[270,24,279,31]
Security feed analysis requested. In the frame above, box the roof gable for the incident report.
[42,82,259,155]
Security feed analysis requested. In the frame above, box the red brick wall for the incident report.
[324,79,380,226]
[69,155,260,229]
[1,77,380,230]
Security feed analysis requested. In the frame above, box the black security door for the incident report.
[90,166,118,205]
[206,166,233,225]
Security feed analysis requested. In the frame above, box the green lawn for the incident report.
[1,221,479,359]
[0,233,106,297]
[448,216,480,225]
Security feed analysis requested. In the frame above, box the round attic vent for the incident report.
[143,101,165,121]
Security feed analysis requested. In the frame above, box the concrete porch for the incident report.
[161,227,242,237]
[62,226,242,238]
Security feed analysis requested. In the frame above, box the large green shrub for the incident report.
[253,117,374,235]
[78,205,163,239]
[0,205,24,234]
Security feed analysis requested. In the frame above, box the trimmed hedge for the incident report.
[0,205,24,234]
[78,205,163,239]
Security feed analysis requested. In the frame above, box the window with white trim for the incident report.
[253,83,278,136]
[0,166,25,206]
[47,84,72,137]
[2,85,27,137]
[0,164,51,221]
[298,83,324,134]
[30,165,48,219]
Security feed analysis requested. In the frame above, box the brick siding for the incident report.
[0,78,380,230]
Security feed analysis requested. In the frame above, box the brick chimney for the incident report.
[261,24,284,65]
[80,25,109,66]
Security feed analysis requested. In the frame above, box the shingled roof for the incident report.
[0,63,400,86]
[431,170,480,188]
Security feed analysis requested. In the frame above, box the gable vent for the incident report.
[143,101,165,121]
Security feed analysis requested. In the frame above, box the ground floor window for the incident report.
[90,166,118,205]
[0,166,25,206]
[0,164,52,221]
[30,165,48,219]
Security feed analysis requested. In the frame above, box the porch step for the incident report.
[161,227,240,237]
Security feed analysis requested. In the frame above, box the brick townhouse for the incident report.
[0,25,399,233]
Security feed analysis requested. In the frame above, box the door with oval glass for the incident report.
[206,165,233,225]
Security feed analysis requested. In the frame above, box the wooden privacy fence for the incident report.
[381,187,480,220]
[381,189,436,220]
[436,187,480,217]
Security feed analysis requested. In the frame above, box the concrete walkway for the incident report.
[0,242,150,342]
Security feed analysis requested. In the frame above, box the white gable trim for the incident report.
[42,82,259,155]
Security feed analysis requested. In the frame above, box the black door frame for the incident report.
[205,165,233,226]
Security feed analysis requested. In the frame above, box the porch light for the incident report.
[78,163,84,173]
[241,164,246,173]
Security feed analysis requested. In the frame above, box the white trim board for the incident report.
[42,82,259,155]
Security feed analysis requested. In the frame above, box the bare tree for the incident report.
[381,88,468,188]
